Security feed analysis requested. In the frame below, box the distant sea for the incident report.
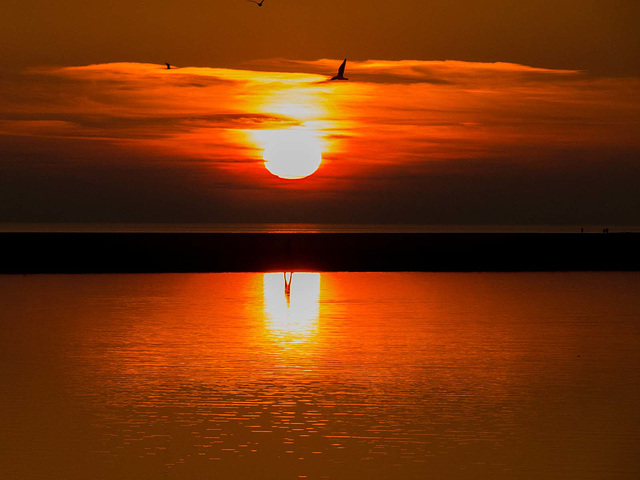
[1,223,638,233]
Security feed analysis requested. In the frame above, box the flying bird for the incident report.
[247,0,266,5]
[330,59,348,81]
[165,63,171,69]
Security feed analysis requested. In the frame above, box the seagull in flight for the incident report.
[247,0,266,6]
[330,59,348,81]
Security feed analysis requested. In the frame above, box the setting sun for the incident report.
[3,0,640,477]
[261,129,323,179]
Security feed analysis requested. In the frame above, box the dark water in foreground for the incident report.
[1,273,640,479]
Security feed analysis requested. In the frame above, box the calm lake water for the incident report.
[1,272,640,479]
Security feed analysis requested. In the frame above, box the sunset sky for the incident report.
[1,0,639,225]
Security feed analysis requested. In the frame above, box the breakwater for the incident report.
[1,232,638,273]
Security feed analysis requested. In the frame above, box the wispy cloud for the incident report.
[0,60,639,223]
[248,58,581,85]
[1,60,638,167]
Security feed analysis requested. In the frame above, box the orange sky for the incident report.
[4,1,639,76]
[1,1,639,225]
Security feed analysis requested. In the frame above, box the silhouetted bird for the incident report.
[248,0,266,6]
[330,59,348,81]
[165,63,171,69]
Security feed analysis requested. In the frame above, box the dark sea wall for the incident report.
[0,232,638,273]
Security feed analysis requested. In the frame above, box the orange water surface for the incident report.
[1,272,640,479]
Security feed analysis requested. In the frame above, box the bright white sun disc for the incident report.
[263,130,323,179]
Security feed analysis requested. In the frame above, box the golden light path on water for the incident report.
[263,272,320,342]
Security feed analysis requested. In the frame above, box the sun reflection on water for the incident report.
[263,272,320,343]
